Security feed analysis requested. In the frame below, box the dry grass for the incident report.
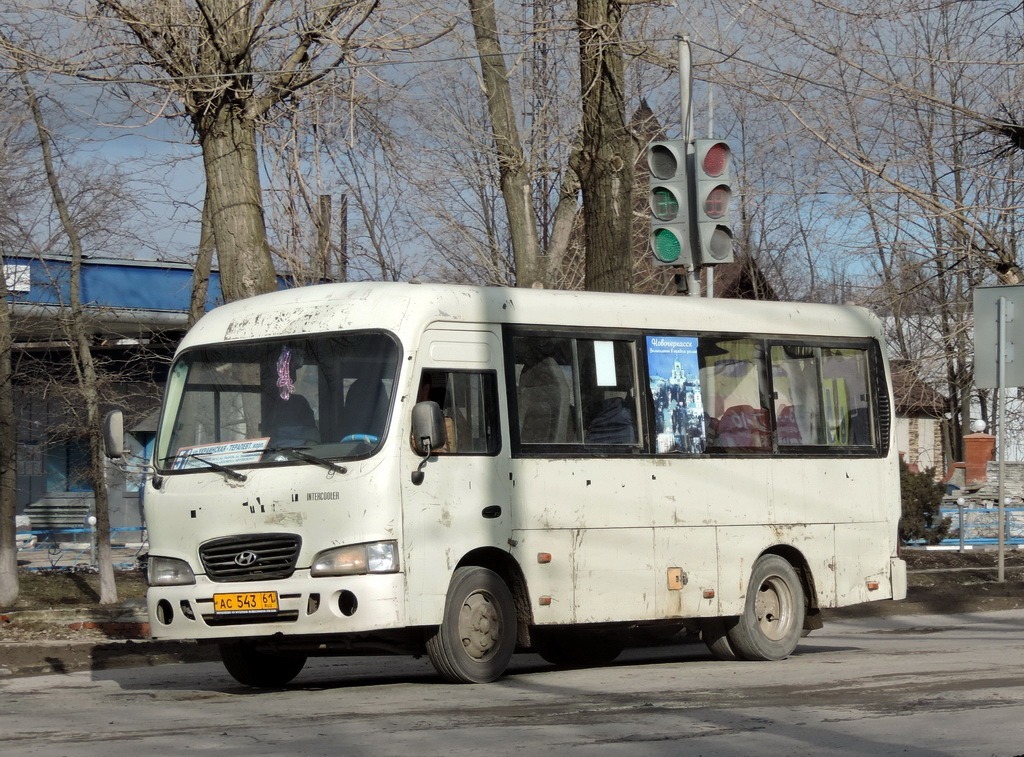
[2,570,148,612]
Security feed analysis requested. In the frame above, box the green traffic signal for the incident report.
[647,139,690,268]
[651,228,682,264]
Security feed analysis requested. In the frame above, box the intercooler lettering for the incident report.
[307,491,341,501]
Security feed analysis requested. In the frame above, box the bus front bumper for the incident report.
[146,572,407,641]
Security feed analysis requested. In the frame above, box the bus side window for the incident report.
[820,348,874,447]
[768,344,876,449]
[581,340,639,446]
[512,336,579,445]
[770,345,822,447]
[702,339,771,451]
[417,370,500,455]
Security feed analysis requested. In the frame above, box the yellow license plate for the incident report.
[212,591,279,614]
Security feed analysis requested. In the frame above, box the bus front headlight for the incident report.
[148,555,196,586]
[310,541,400,576]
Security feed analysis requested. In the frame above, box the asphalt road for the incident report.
[2,609,1024,756]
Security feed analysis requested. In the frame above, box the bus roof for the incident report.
[180,281,884,350]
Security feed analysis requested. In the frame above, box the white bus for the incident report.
[108,282,906,685]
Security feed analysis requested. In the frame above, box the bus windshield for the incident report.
[154,331,400,473]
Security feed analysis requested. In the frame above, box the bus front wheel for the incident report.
[426,566,517,683]
[219,641,307,688]
[727,554,805,661]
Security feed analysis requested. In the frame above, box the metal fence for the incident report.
[938,505,1024,548]
[15,526,147,571]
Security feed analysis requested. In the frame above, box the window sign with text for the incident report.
[647,336,706,453]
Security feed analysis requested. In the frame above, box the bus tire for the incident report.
[219,641,306,688]
[426,566,517,683]
[700,617,741,661]
[726,554,805,661]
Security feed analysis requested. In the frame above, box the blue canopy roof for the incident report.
[4,256,293,342]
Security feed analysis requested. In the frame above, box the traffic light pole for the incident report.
[677,36,700,297]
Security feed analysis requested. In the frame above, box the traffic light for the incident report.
[647,140,692,268]
[692,139,734,265]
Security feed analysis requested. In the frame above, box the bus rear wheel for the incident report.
[219,641,307,688]
[700,617,741,661]
[726,554,805,661]
[426,566,517,683]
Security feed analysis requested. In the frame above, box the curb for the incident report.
[0,605,219,678]
[1,606,151,638]
[0,638,219,678]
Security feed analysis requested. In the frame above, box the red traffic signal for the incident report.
[693,140,734,265]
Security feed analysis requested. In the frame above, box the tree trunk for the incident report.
[21,69,118,602]
[189,191,216,328]
[87,423,117,604]
[0,271,18,608]
[577,0,633,293]
[198,107,278,302]
[467,0,546,288]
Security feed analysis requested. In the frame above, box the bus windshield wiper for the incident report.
[188,453,247,482]
[273,447,348,475]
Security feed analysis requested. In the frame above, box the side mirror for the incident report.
[411,401,446,457]
[103,409,125,459]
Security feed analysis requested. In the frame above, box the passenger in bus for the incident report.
[518,355,572,443]
[776,404,802,445]
[340,378,389,439]
[263,345,320,448]
[772,371,803,445]
[715,404,771,449]
[586,394,635,444]
[264,393,320,449]
[415,373,462,453]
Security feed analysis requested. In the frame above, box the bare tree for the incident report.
[0,68,31,605]
[17,69,119,602]
[577,0,634,292]
[86,1,446,302]
[468,0,566,288]
[0,264,16,607]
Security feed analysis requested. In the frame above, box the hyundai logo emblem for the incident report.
[234,550,259,567]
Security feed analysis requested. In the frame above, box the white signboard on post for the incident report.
[972,284,1023,582]
[974,285,1024,389]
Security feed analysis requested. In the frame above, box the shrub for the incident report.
[899,459,951,544]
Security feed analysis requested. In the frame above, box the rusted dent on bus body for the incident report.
[264,511,305,527]
[224,304,339,341]
[769,523,804,540]
[420,502,453,529]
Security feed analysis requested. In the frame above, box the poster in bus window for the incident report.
[646,336,706,454]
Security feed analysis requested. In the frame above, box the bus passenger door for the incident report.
[400,328,512,626]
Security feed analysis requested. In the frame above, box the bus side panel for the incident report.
[571,527,657,622]
[659,458,772,529]
[510,459,655,530]
[510,459,659,625]
[515,526,726,624]
[510,528,576,623]
[771,458,892,526]
[714,524,837,615]
[400,327,514,628]
[402,453,515,626]
[653,526,720,618]
[833,522,899,605]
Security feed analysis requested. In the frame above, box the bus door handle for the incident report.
[481,505,502,519]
